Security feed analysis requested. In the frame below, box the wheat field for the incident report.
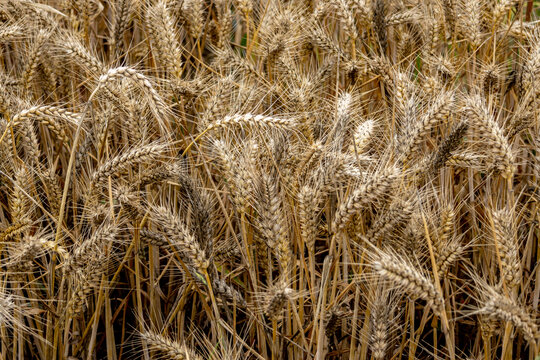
[0,0,539,359]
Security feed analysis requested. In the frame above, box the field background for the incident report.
[0,0,539,359]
